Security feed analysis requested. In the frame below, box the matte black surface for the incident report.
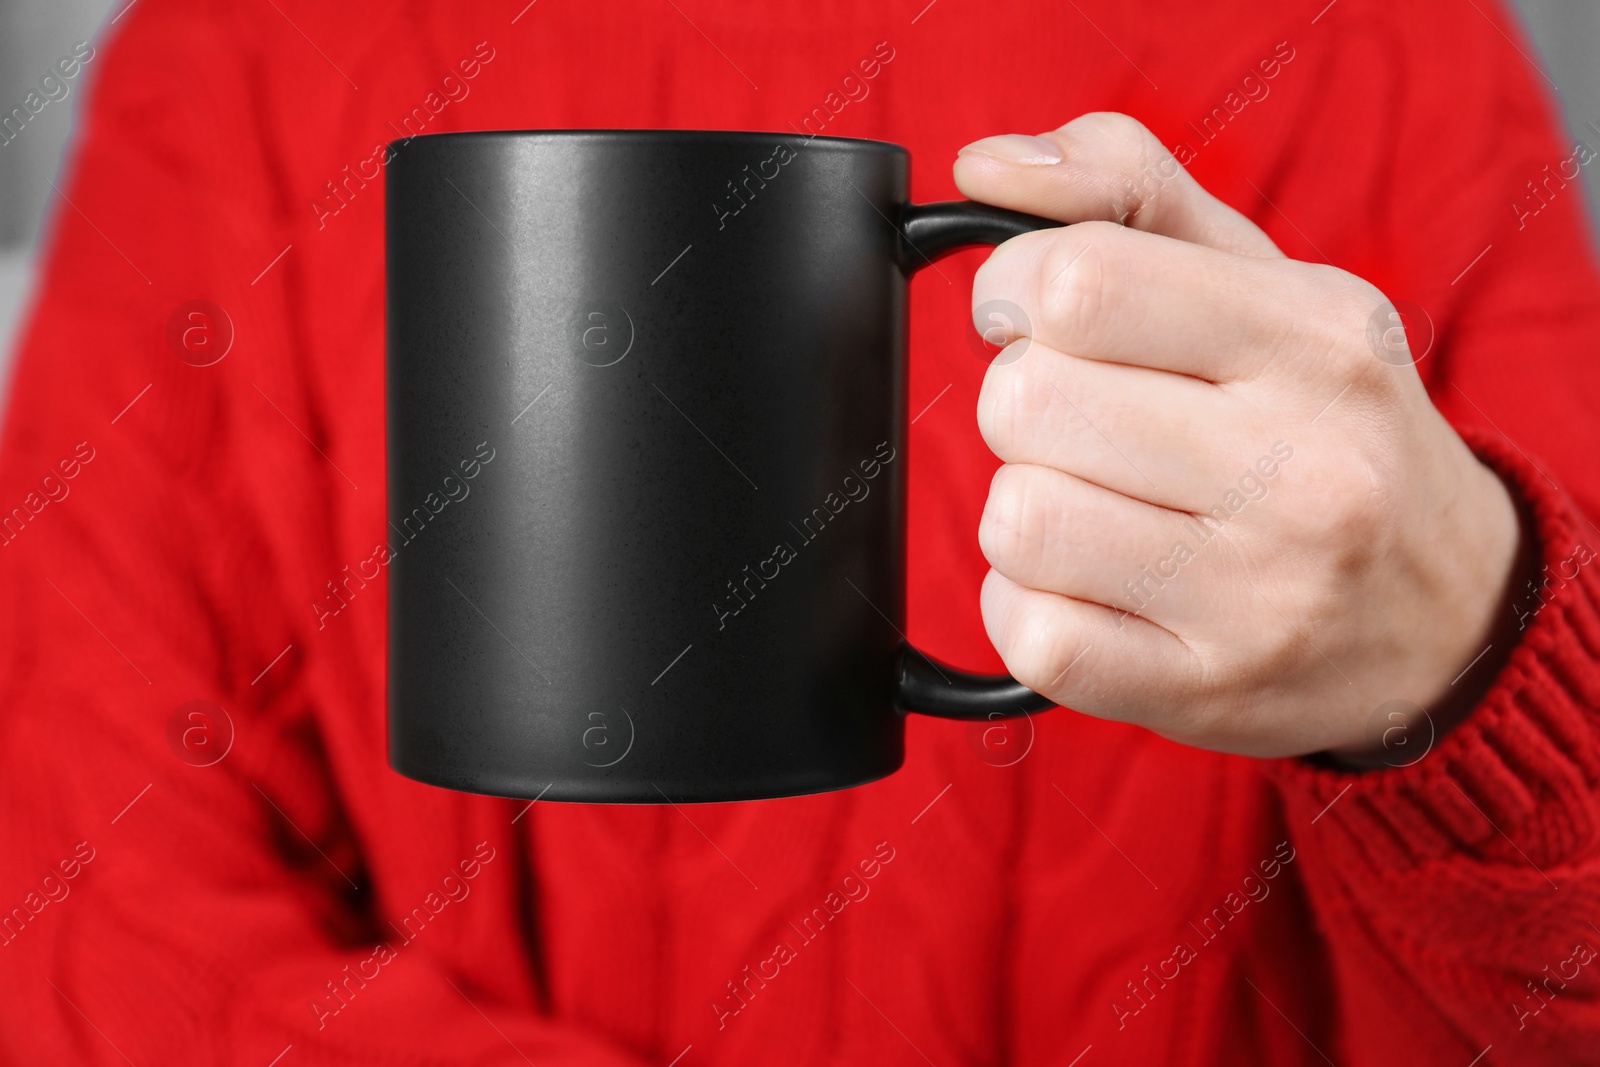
[386,129,1056,804]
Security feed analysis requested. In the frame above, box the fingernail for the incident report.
[957,134,1063,165]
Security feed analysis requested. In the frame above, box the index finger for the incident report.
[973,221,1314,383]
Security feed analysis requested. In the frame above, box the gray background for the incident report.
[0,0,1596,398]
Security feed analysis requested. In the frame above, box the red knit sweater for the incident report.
[2,0,1598,1063]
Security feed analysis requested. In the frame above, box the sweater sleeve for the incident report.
[0,5,642,1065]
[1269,432,1600,1065]
[1264,2,1600,1064]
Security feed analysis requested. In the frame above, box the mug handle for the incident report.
[892,199,1062,720]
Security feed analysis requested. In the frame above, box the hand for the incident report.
[953,113,1529,762]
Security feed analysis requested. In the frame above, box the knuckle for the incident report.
[971,227,1051,310]
[1039,229,1116,353]
[975,369,1007,453]
[1336,289,1389,371]
[970,243,1017,310]
[1249,610,1312,682]
[984,357,1058,460]
[1278,452,1393,591]
[999,601,1080,695]
[1323,459,1393,575]
[979,465,1040,572]
[1315,454,1385,542]
[1056,112,1170,222]
[1062,111,1156,157]
[976,361,1030,458]
[1296,264,1392,378]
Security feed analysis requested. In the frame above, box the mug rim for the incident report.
[385,127,907,155]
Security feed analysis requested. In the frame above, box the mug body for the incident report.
[387,130,914,802]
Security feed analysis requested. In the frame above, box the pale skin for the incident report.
[954,113,1535,766]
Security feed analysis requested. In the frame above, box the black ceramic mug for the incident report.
[386,129,1057,804]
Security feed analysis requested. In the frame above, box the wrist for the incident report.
[1325,449,1538,771]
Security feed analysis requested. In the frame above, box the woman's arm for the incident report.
[946,0,1600,1061]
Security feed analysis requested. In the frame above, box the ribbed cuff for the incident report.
[1267,423,1600,871]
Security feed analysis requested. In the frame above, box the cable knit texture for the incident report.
[0,0,1596,1064]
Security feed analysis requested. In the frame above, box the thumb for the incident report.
[953,111,1282,259]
